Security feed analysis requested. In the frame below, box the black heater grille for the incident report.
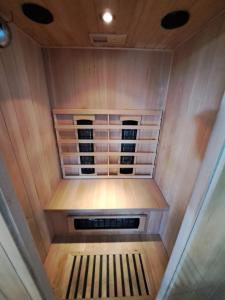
[74,218,140,230]
[120,120,138,174]
[77,120,95,174]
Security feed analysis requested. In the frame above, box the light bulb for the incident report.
[102,11,113,24]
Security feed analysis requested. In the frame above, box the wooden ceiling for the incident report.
[1,0,225,49]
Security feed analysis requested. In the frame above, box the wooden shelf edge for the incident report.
[59,138,158,144]
[44,178,169,211]
[55,124,160,130]
[53,108,162,116]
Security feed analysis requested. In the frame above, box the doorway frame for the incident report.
[0,157,55,300]
[157,92,225,299]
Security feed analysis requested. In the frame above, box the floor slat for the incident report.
[64,252,152,299]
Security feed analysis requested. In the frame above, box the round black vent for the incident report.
[161,10,189,29]
[22,3,53,24]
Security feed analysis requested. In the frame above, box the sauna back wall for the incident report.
[43,48,172,110]
[0,25,60,261]
[155,11,225,255]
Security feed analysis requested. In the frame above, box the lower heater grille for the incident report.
[74,217,140,230]
[65,253,151,299]
[68,215,146,233]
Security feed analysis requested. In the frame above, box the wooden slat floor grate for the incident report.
[64,253,151,299]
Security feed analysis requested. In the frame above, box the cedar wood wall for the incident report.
[0,25,60,261]
[1,11,225,259]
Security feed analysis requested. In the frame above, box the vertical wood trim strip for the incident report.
[135,253,146,295]
[90,255,96,298]
[132,253,141,296]
[128,253,138,295]
[101,255,107,298]
[106,255,110,297]
[69,256,80,298]
[85,255,93,299]
[139,253,149,295]
[115,253,122,297]
[74,255,83,299]
[82,255,90,299]
[98,255,103,298]
[109,253,114,297]
[53,113,65,178]
[122,254,130,297]
[66,256,76,299]
[113,254,118,297]
[94,255,100,299]
[77,255,87,299]
[120,254,125,296]
[126,254,133,296]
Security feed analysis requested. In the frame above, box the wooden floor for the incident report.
[44,240,168,300]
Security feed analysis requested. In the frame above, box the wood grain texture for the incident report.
[157,92,225,300]
[47,211,163,238]
[43,48,172,110]
[45,179,167,237]
[1,1,225,49]
[53,109,162,178]
[155,12,225,255]
[45,179,168,211]
[161,125,225,300]
[0,159,55,300]
[44,241,168,299]
[64,252,151,299]
[0,24,60,261]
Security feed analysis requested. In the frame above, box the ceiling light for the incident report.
[102,11,113,24]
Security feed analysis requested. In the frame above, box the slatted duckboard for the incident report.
[64,252,152,299]
[53,109,163,178]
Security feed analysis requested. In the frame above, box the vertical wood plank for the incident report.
[93,255,100,299]
[77,255,86,299]
[0,24,60,261]
[69,255,80,299]
[85,255,93,299]
[156,11,225,255]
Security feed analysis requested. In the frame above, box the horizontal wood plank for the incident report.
[63,175,153,179]
[55,124,160,130]
[64,164,153,169]
[63,152,156,157]
[53,109,162,116]
[59,139,158,145]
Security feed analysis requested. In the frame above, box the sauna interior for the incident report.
[0,1,225,299]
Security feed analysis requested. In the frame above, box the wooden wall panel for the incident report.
[43,48,172,110]
[155,12,225,255]
[0,25,60,261]
[163,136,225,300]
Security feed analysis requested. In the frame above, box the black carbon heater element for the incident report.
[77,120,95,174]
[120,120,138,174]
[74,217,140,230]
